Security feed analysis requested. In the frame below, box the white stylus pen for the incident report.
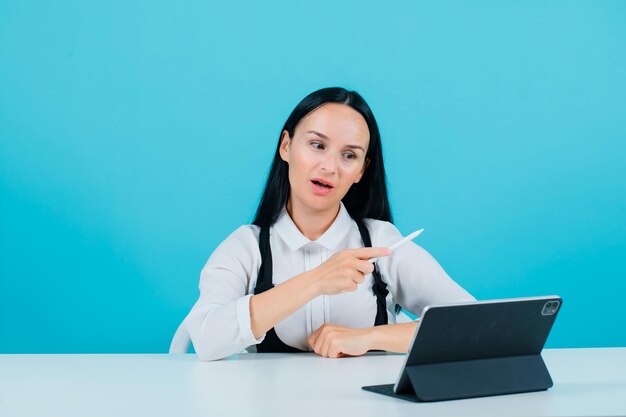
[369,228,425,263]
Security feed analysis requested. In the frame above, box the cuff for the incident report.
[236,294,266,346]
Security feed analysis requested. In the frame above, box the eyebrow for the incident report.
[306,130,366,153]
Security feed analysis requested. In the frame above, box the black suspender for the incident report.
[253,219,390,353]
[354,220,390,328]
[253,226,302,353]
[255,226,274,294]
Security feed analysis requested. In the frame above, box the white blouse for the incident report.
[184,203,475,361]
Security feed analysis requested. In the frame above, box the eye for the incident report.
[342,152,357,160]
[311,141,325,150]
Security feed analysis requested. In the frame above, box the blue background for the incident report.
[1,1,625,353]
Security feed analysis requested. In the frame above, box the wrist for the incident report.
[298,270,322,299]
[366,326,384,351]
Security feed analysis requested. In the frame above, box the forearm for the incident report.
[368,321,419,353]
[250,271,320,339]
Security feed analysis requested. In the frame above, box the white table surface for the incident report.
[1,348,625,417]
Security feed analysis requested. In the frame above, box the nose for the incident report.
[319,153,337,174]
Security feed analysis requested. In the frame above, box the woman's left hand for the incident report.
[307,323,375,358]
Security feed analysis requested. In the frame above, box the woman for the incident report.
[184,87,474,361]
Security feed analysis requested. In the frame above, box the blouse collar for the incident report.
[273,202,353,251]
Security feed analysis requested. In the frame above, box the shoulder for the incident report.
[231,224,261,243]
[360,218,403,247]
[207,224,261,264]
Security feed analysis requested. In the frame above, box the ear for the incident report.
[354,157,370,184]
[279,130,291,163]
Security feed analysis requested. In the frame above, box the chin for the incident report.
[308,201,337,213]
[302,196,341,213]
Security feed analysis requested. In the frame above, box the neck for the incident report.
[286,199,340,241]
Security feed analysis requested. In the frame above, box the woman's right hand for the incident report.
[309,247,391,296]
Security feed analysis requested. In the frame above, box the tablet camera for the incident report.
[542,301,560,316]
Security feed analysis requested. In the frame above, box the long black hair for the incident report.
[253,87,392,228]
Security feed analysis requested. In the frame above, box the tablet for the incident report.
[362,295,562,402]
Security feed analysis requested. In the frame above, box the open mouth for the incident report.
[311,179,333,189]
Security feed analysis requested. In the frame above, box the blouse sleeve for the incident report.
[182,225,266,361]
[368,220,476,317]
